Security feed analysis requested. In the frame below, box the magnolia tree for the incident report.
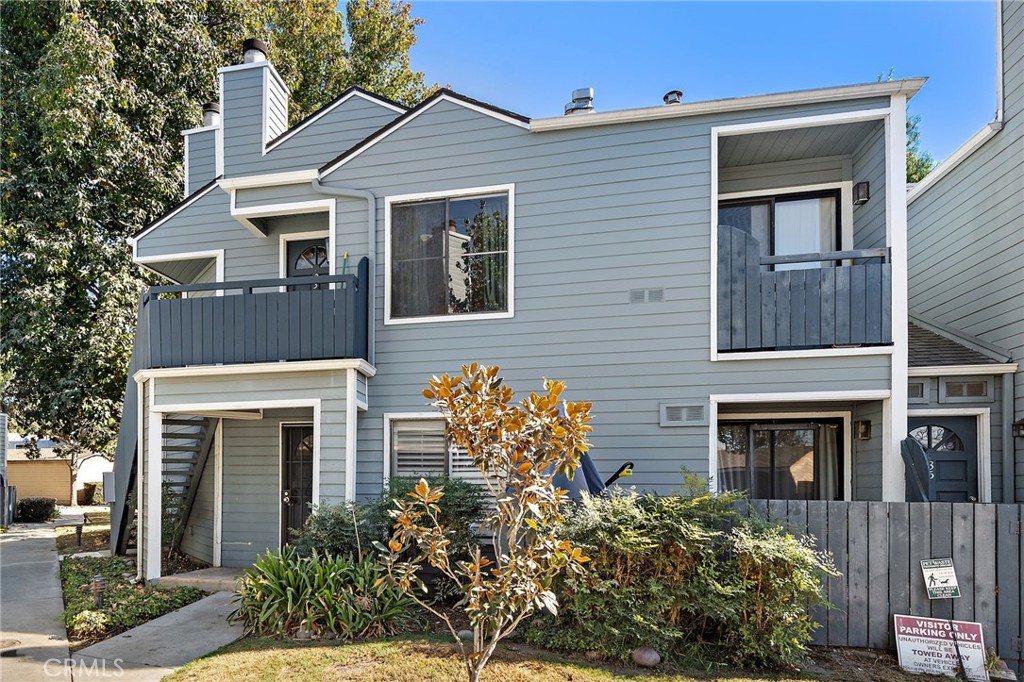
[377,364,592,682]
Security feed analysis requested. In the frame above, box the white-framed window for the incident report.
[385,185,514,325]
[383,415,485,485]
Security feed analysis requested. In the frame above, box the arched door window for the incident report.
[909,425,964,452]
[294,245,329,273]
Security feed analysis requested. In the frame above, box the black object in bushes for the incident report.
[17,497,59,522]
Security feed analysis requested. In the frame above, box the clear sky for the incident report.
[406,1,999,162]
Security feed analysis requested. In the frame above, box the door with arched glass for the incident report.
[286,238,329,290]
[907,417,978,502]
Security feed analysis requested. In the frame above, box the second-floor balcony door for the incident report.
[287,238,330,290]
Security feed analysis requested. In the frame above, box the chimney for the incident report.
[242,38,268,64]
[564,87,595,116]
[217,38,290,176]
[663,90,683,105]
[202,102,221,127]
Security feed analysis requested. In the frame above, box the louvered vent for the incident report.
[660,402,708,427]
[628,288,665,304]
[945,381,987,398]
[908,382,925,399]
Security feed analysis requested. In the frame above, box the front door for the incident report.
[287,238,329,290]
[281,424,314,544]
[908,416,978,502]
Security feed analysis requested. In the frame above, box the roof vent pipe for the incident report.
[663,90,683,105]
[242,38,268,63]
[202,102,221,127]
[564,87,595,116]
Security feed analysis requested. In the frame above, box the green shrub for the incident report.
[290,476,485,562]
[232,547,416,639]
[17,496,58,522]
[60,556,205,640]
[525,489,835,670]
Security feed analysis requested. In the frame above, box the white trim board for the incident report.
[212,419,223,567]
[717,410,854,502]
[907,407,993,504]
[345,369,358,502]
[383,183,516,326]
[217,170,319,191]
[265,90,405,153]
[134,358,376,382]
[133,249,225,288]
[321,94,529,176]
[909,364,1018,377]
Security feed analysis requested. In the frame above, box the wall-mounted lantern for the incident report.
[853,181,871,205]
[1013,419,1024,439]
[854,419,873,440]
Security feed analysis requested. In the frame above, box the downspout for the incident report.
[1002,373,1014,502]
[310,179,376,366]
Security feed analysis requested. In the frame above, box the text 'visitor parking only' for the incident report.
[894,615,987,681]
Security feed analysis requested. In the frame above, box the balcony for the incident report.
[717,226,892,352]
[137,257,368,369]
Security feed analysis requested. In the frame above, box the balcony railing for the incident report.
[138,257,368,369]
[717,226,891,352]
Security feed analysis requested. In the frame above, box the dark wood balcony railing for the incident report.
[138,257,368,369]
[718,226,892,352]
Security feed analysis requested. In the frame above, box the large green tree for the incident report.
[0,0,431,469]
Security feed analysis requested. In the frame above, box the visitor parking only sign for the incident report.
[894,615,988,681]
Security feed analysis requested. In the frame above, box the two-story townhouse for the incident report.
[907,0,1023,506]
[111,38,925,580]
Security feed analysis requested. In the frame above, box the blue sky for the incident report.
[406,1,998,162]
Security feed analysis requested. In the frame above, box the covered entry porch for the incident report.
[134,359,372,581]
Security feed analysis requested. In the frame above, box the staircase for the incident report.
[162,416,218,553]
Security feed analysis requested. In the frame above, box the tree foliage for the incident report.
[0,0,431,460]
[879,68,934,183]
[378,364,593,682]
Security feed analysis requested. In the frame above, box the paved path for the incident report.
[73,591,243,680]
[0,523,72,681]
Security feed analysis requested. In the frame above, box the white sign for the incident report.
[894,615,988,681]
[921,558,961,599]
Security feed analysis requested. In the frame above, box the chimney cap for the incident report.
[663,90,683,105]
[202,102,220,114]
[571,87,595,102]
[242,38,268,57]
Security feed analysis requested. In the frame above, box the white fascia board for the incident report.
[133,181,220,244]
[531,79,926,132]
[218,169,320,190]
[710,389,892,403]
[907,123,1001,203]
[217,60,288,94]
[320,94,529,176]
[134,357,377,382]
[180,124,220,137]
[265,90,405,153]
[908,363,1018,377]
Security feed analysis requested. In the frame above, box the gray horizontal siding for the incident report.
[179,448,214,564]
[851,124,887,249]
[853,400,884,500]
[186,129,217,196]
[719,155,847,195]
[908,0,1023,501]
[222,67,265,178]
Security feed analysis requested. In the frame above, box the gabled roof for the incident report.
[908,317,1012,367]
[265,86,407,152]
[319,89,530,176]
[132,177,222,241]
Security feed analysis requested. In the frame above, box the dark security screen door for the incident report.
[287,238,329,290]
[281,424,314,544]
[908,416,978,502]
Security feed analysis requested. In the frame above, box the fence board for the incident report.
[951,503,974,621]
[973,504,997,655]
[908,503,933,618]
[846,503,869,647]
[930,504,953,621]
[867,501,889,648]
[999,505,1023,671]
[827,501,849,646]
[887,503,910,648]
[807,501,829,646]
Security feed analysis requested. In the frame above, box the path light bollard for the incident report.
[75,524,83,546]
[91,575,107,609]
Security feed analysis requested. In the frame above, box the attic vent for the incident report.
[660,402,708,427]
[940,378,992,402]
[629,288,665,304]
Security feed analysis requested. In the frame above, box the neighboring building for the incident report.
[5,435,112,505]
[907,0,1024,504]
[108,28,1014,580]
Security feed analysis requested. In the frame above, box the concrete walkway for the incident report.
[73,591,244,680]
[0,523,72,681]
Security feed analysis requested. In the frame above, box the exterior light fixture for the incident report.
[1013,419,1024,439]
[853,181,871,205]
[854,420,872,440]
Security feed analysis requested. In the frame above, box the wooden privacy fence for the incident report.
[734,500,1024,671]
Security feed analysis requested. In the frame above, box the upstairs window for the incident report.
[389,190,511,322]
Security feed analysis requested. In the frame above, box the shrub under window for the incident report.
[390,193,509,319]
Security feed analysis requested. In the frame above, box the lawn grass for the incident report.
[55,511,110,555]
[165,634,939,682]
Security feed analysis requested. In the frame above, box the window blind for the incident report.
[391,420,447,477]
